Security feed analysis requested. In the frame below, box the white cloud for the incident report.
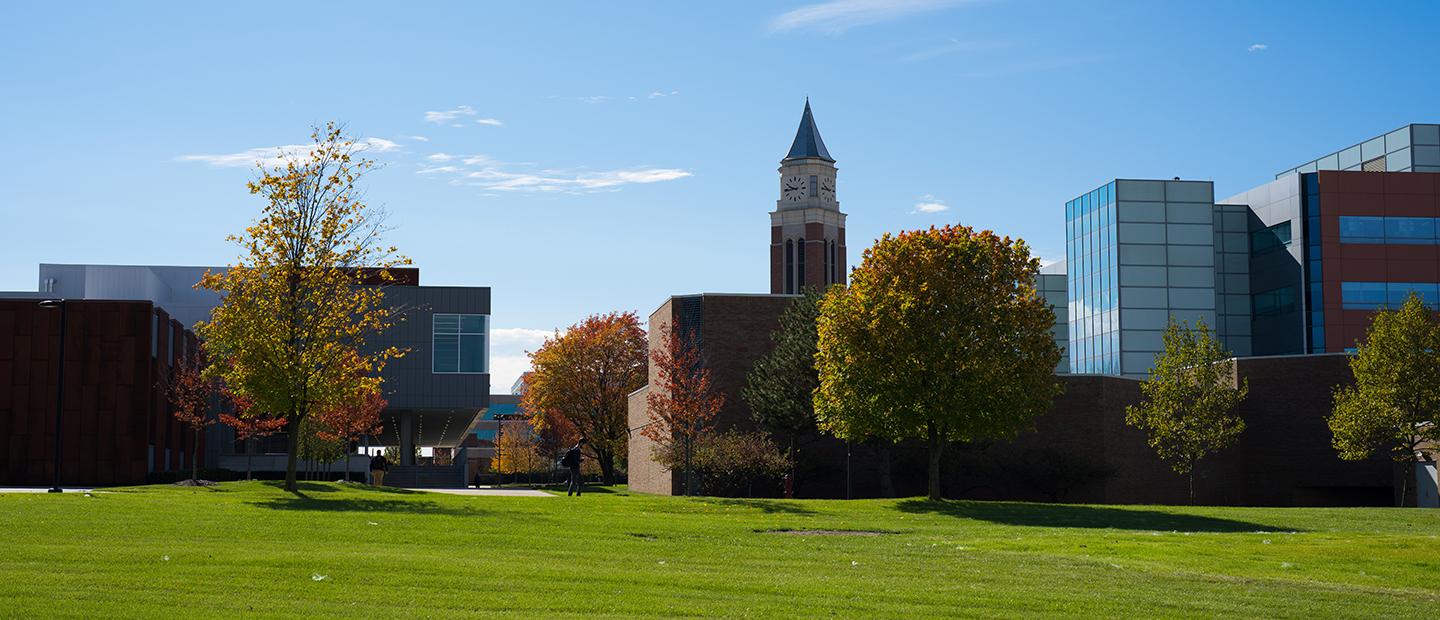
[489,354,533,394]
[647,90,681,99]
[769,0,977,34]
[492,327,553,345]
[176,137,398,168]
[1248,43,1268,52]
[364,138,401,152]
[418,153,692,194]
[474,118,504,127]
[407,135,430,142]
[425,105,478,124]
[427,153,455,162]
[911,194,949,213]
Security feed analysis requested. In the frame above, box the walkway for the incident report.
[411,487,552,497]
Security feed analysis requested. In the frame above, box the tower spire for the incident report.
[785,99,833,162]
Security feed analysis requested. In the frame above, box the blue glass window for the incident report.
[1339,216,1440,245]
[1340,282,1386,310]
[1385,217,1437,244]
[1387,282,1440,308]
[1338,216,1385,244]
[433,313,488,374]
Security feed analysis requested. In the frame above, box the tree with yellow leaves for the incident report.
[492,421,547,480]
[198,123,408,493]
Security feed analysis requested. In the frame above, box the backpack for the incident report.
[561,447,580,469]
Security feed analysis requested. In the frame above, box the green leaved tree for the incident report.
[1328,292,1440,506]
[814,225,1062,501]
[1125,318,1248,502]
[742,287,824,484]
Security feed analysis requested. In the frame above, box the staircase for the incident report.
[384,463,465,489]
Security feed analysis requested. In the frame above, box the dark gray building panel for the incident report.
[373,285,492,411]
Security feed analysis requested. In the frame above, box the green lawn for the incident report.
[0,482,1435,618]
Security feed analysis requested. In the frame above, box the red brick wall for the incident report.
[1317,171,1440,350]
[626,295,1392,505]
[0,300,159,486]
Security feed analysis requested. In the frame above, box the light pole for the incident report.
[39,299,67,493]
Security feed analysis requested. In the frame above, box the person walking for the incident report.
[562,438,586,496]
[369,452,389,487]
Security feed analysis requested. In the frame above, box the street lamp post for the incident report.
[39,299,67,494]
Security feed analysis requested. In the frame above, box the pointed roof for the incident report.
[784,99,834,162]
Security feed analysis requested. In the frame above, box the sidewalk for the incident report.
[0,487,95,494]
[411,487,552,497]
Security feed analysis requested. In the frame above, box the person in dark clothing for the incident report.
[369,453,389,487]
[562,438,586,496]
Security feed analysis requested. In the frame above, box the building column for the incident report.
[399,412,415,466]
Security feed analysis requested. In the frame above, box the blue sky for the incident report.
[2,0,1438,387]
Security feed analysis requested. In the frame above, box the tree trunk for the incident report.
[191,427,200,483]
[1399,459,1412,507]
[246,451,252,481]
[876,441,896,499]
[284,424,300,492]
[597,449,616,486]
[788,435,799,494]
[1188,471,1195,504]
[927,424,945,501]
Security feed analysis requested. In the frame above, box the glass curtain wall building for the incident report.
[1065,182,1118,374]
[1067,179,1225,377]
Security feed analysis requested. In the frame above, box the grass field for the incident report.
[0,482,1436,618]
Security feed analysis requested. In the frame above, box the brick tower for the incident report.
[770,99,846,294]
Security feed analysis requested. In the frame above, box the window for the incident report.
[1340,216,1439,244]
[1252,286,1296,316]
[797,238,806,289]
[1341,282,1440,311]
[823,239,832,285]
[433,314,488,374]
[789,240,800,293]
[1362,156,1387,172]
[1250,221,1292,255]
[1338,216,1385,244]
[809,175,818,197]
[1386,217,1437,244]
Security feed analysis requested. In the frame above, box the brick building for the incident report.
[626,295,1393,505]
[0,299,199,486]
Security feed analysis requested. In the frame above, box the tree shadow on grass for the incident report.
[896,499,1299,533]
[248,496,487,517]
[259,481,427,496]
[704,498,818,516]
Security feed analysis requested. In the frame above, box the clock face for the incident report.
[782,175,807,202]
[820,176,835,202]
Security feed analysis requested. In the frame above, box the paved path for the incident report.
[0,487,95,494]
[410,487,552,497]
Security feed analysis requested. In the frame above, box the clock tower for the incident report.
[771,99,846,294]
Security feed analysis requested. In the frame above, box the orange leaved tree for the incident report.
[315,386,386,482]
[644,325,725,496]
[219,389,288,481]
[522,311,647,485]
[161,348,216,484]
